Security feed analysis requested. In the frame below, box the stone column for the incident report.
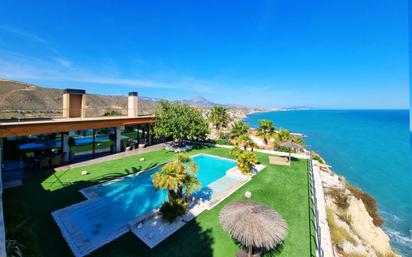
[128,92,139,117]
[62,93,70,118]
[81,94,87,118]
[115,127,122,152]
[62,133,70,162]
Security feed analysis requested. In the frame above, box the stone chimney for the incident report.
[62,89,86,118]
[128,92,139,117]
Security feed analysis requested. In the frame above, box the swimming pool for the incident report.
[53,154,238,257]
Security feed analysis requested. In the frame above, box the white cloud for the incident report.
[0,25,47,44]
[0,26,216,93]
[0,50,215,93]
[53,58,72,68]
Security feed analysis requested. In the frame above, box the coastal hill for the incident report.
[182,96,217,107]
[0,79,265,118]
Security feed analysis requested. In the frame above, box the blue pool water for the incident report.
[193,154,236,186]
[64,154,236,244]
[245,110,412,256]
[74,135,112,145]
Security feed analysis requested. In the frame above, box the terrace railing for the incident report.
[0,108,152,122]
[307,147,326,257]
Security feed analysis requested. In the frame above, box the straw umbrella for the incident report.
[219,201,288,257]
[280,140,304,163]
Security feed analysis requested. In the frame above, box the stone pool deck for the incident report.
[130,164,265,249]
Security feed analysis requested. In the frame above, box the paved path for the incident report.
[55,143,166,171]
[312,160,335,257]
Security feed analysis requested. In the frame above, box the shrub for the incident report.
[310,151,325,164]
[4,199,43,257]
[236,151,258,174]
[103,110,122,116]
[326,188,349,210]
[230,146,242,158]
[338,210,352,226]
[326,208,356,245]
[3,200,27,226]
[6,239,23,257]
[214,138,232,145]
[347,185,384,227]
[159,199,188,223]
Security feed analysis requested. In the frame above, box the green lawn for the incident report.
[4,146,312,257]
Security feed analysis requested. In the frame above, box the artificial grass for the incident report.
[4,146,311,257]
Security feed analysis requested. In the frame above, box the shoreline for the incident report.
[312,154,400,257]
[238,114,401,256]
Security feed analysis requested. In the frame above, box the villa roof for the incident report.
[0,115,155,137]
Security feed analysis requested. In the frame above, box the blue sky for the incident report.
[0,1,408,109]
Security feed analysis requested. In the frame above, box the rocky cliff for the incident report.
[318,162,399,257]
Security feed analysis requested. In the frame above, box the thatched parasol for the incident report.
[279,140,304,163]
[219,201,288,257]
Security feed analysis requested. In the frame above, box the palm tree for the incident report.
[248,141,258,152]
[273,128,304,151]
[235,133,258,151]
[236,151,258,174]
[272,128,288,144]
[256,119,275,146]
[230,146,243,158]
[175,153,198,200]
[183,173,201,202]
[209,106,230,134]
[153,153,201,203]
[152,161,185,203]
[229,121,250,144]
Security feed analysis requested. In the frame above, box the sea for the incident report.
[244,110,412,256]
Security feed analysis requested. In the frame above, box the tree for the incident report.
[236,151,258,174]
[176,153,200,201]
[234,133,253,150]
[209,106,230,133]
[229,121,250,143]
[154,100,209,146]
[152,153,200,204]
[273,128,304,150]
[273,128,291,142]
[152,161,184,203]
[183,173,201,202]
[230,146,242,158]
[152,153,201,222]
[256,119,275,146]
[248,141,258,152]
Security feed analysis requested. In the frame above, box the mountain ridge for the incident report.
[0,79,264,116]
